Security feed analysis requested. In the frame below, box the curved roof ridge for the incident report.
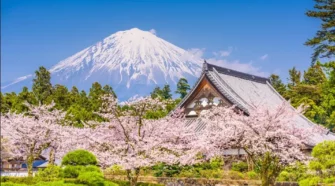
[206,62,270,83]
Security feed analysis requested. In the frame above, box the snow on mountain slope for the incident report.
[2,28,202,100]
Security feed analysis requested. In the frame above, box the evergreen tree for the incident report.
[52,84,70,110]
[69,86,80,104]
[305,0,335,64]
[151,86,163,99]
[269,74,287,98]
[0,92,10,113]
[303,62,326,85]
[1,92,18,113]
[319,62,335,131]
[103,85,117,98]
[287,67,301,89]
[12,87,37,113]
[89,82,104,111]
[175,78,191,99]
[161,84,172,100]
[32,66,53,105]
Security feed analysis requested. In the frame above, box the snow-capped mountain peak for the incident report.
[2,28,203,100]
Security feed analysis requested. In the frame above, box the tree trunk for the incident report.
[259,152,281,186]
[27,155,34,177]
[49,148,55,165]
[127,168,140,186]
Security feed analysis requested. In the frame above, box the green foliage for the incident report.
[299,176,321,186]
[63,165,101,178]
[175,78,191,99]
[150,85,172,100]
[62,149,98,166]
[152,163,182,177]
[32,66,53,104]
[246,171,259,180]
[0,177,37,185]
[63,165,82,178]
[161,84,172,100]
[273,63,335,132]
[310,140,335,177]
[305,0,335,64]
[227,170,244,180]
[269,74,286,97]
[76,171,105,186]
[277,162,308,182]
[231,161,248,173]
[35,165,63,181]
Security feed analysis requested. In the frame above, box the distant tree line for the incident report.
[0,66,191,127]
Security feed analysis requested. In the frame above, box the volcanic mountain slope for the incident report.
[2,28,203,100]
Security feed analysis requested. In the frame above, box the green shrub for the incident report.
[199,169,223,179]
[0,177,37,184]
[76,171,105,186]
[104,181,119,186]
[36,165,63,181]
[323,177,335,184]
[83,165,102,173]
[62,149,98,166]
[151,163,182,177]
[227,171,245,180]
[0,180,84,186]
[34,180,84,186]
[231,161,248,172]
[299,177,321,186]
[277,171,289,181]
[1,183,27,186]
[246,171,258,180]
[63,165,82,178]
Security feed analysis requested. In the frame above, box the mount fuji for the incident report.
[2,28,203,100]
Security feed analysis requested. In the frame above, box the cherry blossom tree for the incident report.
[1,102,74,177]
[196,103,324,186]
[79,94,198,186]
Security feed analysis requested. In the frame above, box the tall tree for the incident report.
[287,67,301,89]
[303,62,326,85]
[89,82,104,111]
[32,66,53,105]
[52,84,70,110]
[305,0,335,64]
[161,84,172,100]
[175,78,191,99]
[12,87,37,113]
[269,74,287,97]
[151,86,163,99]
[103,85,117,98]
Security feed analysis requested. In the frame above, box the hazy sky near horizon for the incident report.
[1,0,320,83]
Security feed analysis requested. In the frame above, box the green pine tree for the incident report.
[161,84,172,100]
[151,86,163,99]
[52,84,70,110]
[32,66,53,105]
[103,85,117,98]
[269,74,287,98]
[88,82,104,111]
[175,78,191,99]
[305,0,335,64]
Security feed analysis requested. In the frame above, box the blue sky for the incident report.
[1,0,319,83]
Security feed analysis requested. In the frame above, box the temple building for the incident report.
[176,61,335,150]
